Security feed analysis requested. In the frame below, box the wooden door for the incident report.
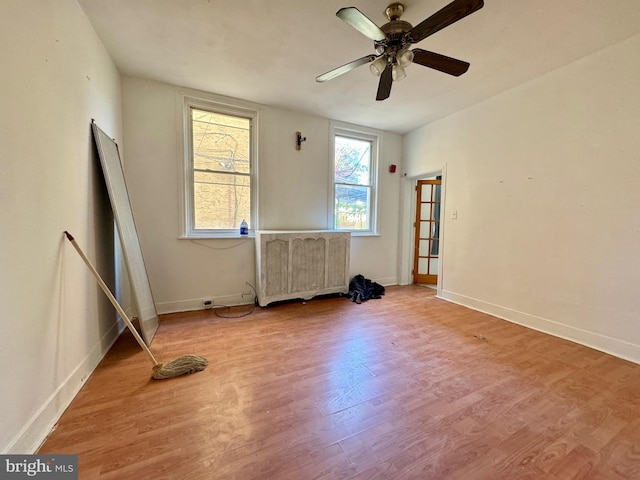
[413,178,441,285]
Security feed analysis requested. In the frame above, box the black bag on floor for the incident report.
[348,274,385,304]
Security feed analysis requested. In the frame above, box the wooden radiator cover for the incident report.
[255,230,351,307]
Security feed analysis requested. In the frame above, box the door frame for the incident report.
[398,165,447,296]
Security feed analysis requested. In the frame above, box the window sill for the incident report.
[178,233,255,240]
[346,231,380,238]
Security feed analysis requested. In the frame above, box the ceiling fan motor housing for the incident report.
[377,20,413,62]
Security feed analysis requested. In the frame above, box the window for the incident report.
[182,95,258,237]
[332,125,378,234]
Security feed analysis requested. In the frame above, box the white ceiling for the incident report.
[78,0,640,134]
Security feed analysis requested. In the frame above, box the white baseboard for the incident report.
[155,281,402,315]
[376,276,398,287]
[156,292,254,315]
[439,290,640,365]
[7,320,124,454]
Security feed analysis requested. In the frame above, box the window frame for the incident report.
[330,122,380,236]
[180,93,259,239]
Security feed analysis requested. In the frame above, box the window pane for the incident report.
[429,257,439,274]
[335,184,370,230]
[334,135,371,185]
[194,171,250,229]
[192,108,250,174]
[419,221,429,238]
[418,257,428,275]
[420,202,432,221]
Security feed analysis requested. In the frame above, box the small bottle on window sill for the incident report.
[240,219,248,236]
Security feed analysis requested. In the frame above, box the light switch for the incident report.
[451,210,458,220]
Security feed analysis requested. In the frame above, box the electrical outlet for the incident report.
[202,299,213,309]
[241,290,253,298]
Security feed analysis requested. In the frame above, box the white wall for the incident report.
[0,0,123,453]
[403,34,640,363]
[121,77,403,313]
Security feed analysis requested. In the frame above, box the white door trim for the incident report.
[398,165,447,297]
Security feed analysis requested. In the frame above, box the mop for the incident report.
[64,231,208,380]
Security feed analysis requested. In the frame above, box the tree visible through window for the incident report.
[334,134,374,230]
[191,108,251,231]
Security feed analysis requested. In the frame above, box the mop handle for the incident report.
[64,231,159,367]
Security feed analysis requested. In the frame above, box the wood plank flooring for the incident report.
[39,286,640,479]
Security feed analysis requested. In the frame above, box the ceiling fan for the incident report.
[316,0,484,101]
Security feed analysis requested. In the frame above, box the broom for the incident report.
[64,231,208,380]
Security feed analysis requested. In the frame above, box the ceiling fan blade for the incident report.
[408,0,484,44]
[337,7,386,42]
[316,55,376,82]
[412,49,470,76]
[376,64,393,101]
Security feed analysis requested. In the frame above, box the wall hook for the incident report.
[296,131,307,150]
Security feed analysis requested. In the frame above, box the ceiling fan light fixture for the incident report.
[392,62,406,81]
[398,48,414,68]
[369,56,387,76]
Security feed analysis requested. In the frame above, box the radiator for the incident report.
[255,230,351,307]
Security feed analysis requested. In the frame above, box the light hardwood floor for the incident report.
[39,286,640,479]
